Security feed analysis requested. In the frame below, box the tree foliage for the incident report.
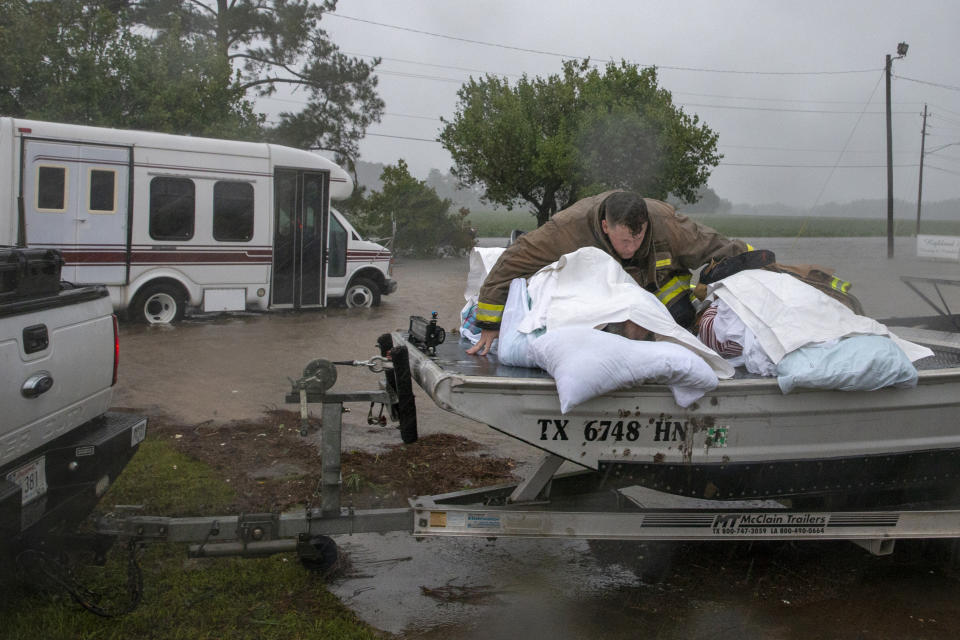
[672,185,732,214]
[0,0,261,137]
[356,160,474,258]
[439,59,722,226]
[129,0,384,166]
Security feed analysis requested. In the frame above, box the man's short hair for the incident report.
[602,192,648,235]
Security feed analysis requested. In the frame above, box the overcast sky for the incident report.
[259,0,960,208]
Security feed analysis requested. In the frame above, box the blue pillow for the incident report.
[777,335,917,393]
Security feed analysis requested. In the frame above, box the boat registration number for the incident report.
[6,456,47,505]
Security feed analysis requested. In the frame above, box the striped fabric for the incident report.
[697,304,743,357]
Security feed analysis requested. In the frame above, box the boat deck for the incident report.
[421,322,960,381]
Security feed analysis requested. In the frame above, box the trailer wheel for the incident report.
[133,283,186,324]
[388,345,418,444]
[297,535,339,574]
[345,277,381,308]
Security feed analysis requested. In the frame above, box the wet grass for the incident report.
[0,436,383,640]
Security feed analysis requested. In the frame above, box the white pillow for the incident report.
[529,327,719,413]
[776,334,918,393]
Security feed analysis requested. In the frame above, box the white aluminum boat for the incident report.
[398,322,960,506]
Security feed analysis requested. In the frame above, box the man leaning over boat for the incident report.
[467,191,752,356]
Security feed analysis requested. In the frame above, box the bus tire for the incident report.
[133,282,186,324]
[345,277,381,308]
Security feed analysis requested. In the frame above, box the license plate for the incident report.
[131,419,147,446]
[6,456,47,505]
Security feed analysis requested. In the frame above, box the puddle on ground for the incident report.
[327,533,960,640]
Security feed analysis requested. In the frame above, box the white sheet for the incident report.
[707,270,933,363]
[460,247,507,345]
[516,247,735,379]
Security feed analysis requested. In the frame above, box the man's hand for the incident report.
[466,329,499,356]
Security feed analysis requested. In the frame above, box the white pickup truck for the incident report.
[1,246,146,555]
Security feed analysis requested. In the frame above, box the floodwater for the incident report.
[113,236,960,639]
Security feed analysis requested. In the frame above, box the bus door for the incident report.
[271,169,329,308]
[21,138,130,283]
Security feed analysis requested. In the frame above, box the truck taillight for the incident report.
[388,256,394,276]
[112,315,119,386]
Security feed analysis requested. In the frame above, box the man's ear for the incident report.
[600,218,609,234]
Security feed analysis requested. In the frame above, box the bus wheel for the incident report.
[345,278,381,308]
[134,283,186,324]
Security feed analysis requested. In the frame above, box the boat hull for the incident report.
[398,327,960,503]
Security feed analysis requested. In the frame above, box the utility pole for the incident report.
[885,55,895,258]
[916,104,928,236]
[885,42,908,259]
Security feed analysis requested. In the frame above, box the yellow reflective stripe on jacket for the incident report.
[655,274,693,305]
[830,276,851,294]
[655,258,672,268]
[476,302,504,323]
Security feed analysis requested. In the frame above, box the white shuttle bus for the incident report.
[0,118,396,323]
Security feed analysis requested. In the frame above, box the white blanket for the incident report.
[515,247,735,379]
[707,270,933,364]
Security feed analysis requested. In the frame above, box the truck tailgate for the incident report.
[1,288,115,468]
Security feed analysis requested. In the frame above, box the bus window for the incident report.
[149,177,195,240]
[36,165,67,211]
[213,181,254,241]
[89,168,117,213]
[328,214,347,277]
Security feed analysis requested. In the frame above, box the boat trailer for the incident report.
[97,328,960,570]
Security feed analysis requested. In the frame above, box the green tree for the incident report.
[439,59,722,226]
[359,160,473,258]
[672,185,732,214]
[129,0,384,166]
[0,0,260,137]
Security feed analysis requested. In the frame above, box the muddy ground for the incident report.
[111,237,960,638]
[149,410,517,513]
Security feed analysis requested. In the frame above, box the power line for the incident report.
[329,13,881,76]
[926,164,960,176]
[377,69,465,84]
[342,51,521,79]
[931,112,960,127]
[361,132,927,169]
[351,48,931,110]
[674,90,919,107]
[679,102,914,115]
[259,89,919,119]
[721,143,910,154]
[894,75,960,92]
[720,162,918,168]
[366,132,438,142]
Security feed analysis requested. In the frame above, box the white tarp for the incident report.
[515,247,735,379]
[707,269,934,364]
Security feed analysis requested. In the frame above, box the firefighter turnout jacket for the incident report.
[475,191,752,331]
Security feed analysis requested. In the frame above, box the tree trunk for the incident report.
[535,190,558,227]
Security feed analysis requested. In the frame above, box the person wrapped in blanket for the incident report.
[693,254,933,392]
[467,191,753,356]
